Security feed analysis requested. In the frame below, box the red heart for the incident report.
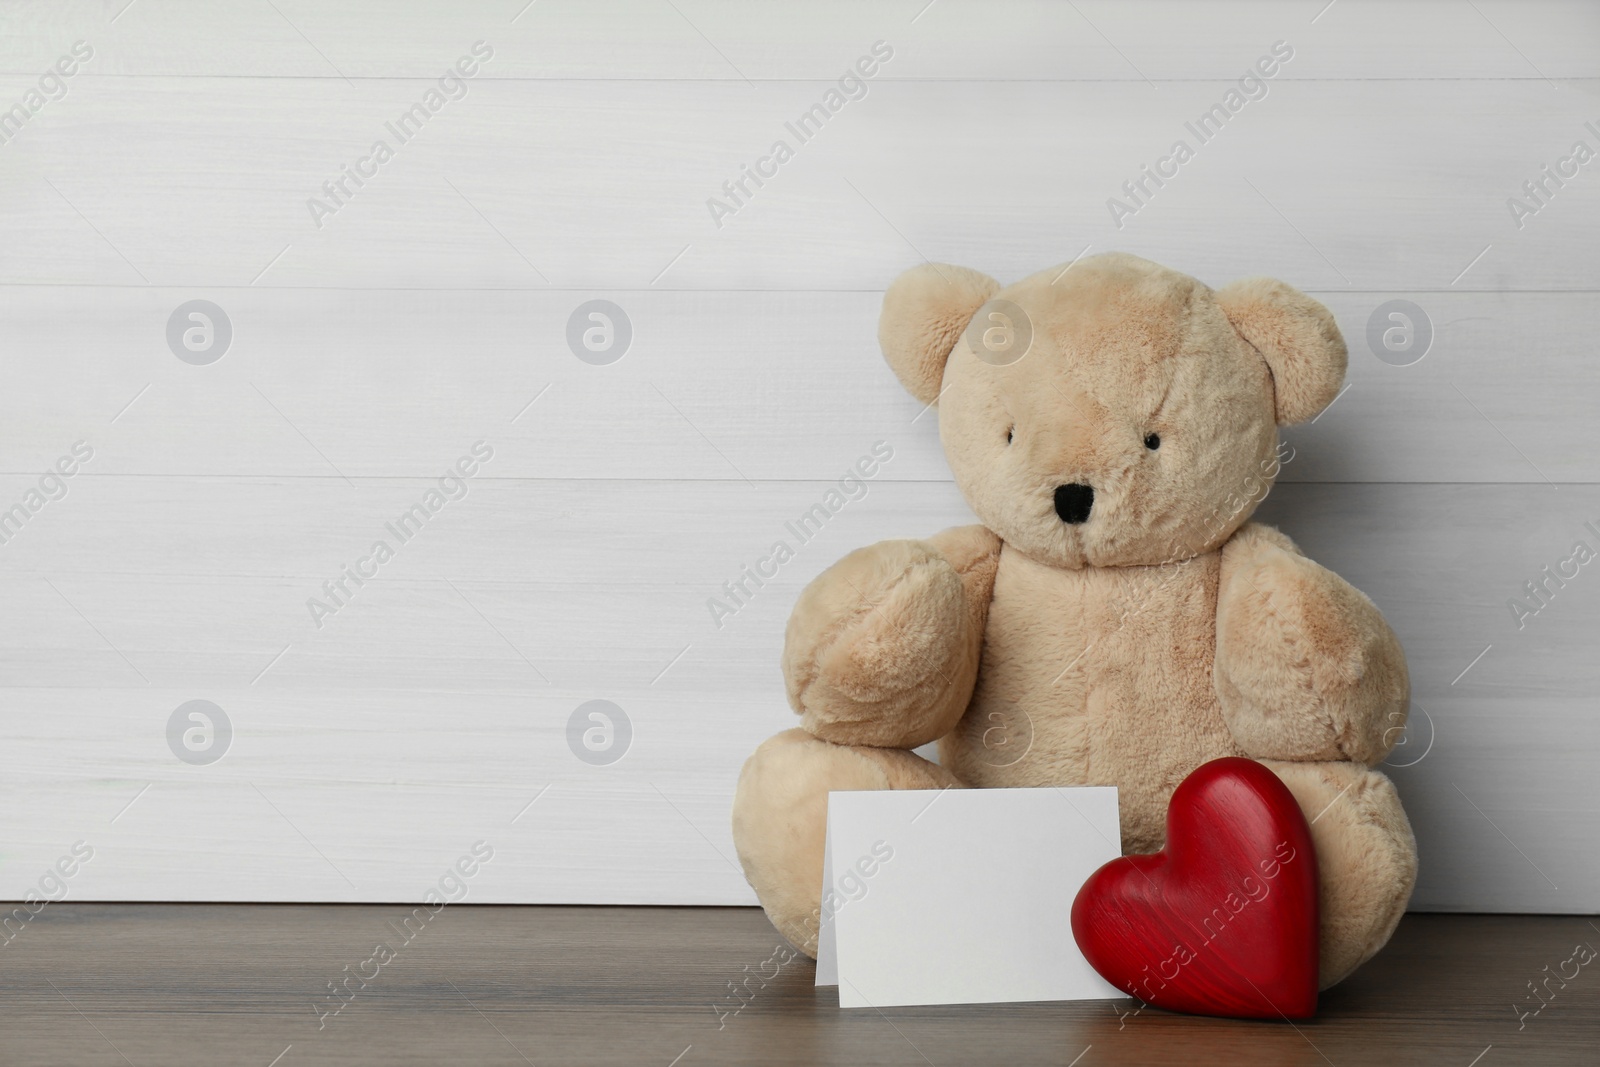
[1070,757,1320,1019]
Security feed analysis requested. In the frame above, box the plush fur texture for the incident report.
[1215,277,1348,426]
[731,252,1417,990]
[879,264,1000,404]
[733,729,962,956]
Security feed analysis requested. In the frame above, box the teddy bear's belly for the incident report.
[939,545,1242,853]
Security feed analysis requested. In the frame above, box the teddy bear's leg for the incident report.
[732,727,963,957]
[1258,759,1418,989]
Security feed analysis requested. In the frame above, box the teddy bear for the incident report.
[731,252,1417,990]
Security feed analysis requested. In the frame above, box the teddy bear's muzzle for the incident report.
[1054,482,1095,524]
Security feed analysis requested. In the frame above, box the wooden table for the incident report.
[0,906,1594,1065]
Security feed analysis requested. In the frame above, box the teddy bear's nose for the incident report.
[1054,483,1094,524]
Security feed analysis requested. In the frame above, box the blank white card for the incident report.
[817,787,1125,1008]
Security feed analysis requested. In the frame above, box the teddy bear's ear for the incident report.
[1215,277,1348,425]
[879,263,1001,404]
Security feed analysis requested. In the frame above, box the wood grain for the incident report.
[1,0,1596,80]
[0,482,1595,910]
[0,288,1596,483]
[0,79,1595,291]
[0,1,1594,912]
[0,907,1594,1066]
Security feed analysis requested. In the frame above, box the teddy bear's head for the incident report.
[880,252,1346,569]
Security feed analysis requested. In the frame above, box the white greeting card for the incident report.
[816,786,1125,1008]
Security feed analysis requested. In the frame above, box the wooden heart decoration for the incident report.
[1071,757,1320,1019]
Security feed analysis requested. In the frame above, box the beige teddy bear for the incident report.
[731,252,1417,990]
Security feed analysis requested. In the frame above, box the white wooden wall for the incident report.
[0,0,1595,912]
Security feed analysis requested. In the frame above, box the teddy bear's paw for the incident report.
[782,539,980,749]
[1217,525,1410,766]
[731,728,963,957]
[1259,759,1418,989]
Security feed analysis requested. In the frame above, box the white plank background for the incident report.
[0,0,1596,913]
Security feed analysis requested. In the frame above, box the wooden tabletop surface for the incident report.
[0,906,1594,1065]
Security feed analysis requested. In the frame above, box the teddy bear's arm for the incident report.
[781,525,1001,749]
[1213,523,1408,766]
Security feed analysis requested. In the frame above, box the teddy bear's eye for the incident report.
[1144,432,1161,450]
[1006,427,1014,445]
